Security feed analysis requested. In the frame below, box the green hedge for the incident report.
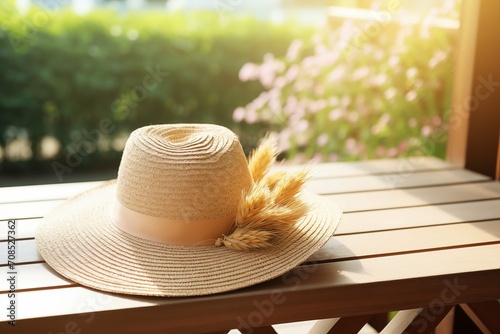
[0,4,313,180]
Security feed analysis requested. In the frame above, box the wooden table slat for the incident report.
[0,181,104,204]
[338,199,500,234]
[2,182,499,221]
[3,230,500,296]
[274,157,457,179]
[327,182,500,212]
[2,199,500,242]
[2,243,499,329]
[3,220,500,272]
[0,158,462,205]
[306,169,488,195]
[0,199,64,221]
[0,158,498,333]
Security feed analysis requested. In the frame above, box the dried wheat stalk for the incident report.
[216,135,311,251]
[248,134,278,182]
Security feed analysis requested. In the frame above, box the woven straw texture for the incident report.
[117,124,252,220]
[35,124,342,296]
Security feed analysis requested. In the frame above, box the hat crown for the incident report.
[116,124,252,221]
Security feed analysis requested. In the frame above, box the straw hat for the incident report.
[36,124,342,296]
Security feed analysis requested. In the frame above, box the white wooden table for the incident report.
[1,157,499,333]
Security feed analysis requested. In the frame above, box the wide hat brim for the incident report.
[36,181,342,297]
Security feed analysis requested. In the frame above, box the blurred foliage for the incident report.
[0,0,460,183]
[0,1,313,178]
[233,3,458,162]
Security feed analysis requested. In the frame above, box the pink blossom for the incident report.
[388,55,399,67]
[384,88,397,100]
[421,125,432,137]
[233,107,245,122]
[329,108,343,121]
[352,66,370,81]
[285,65,299,82]
[315,43,328,55]
[356,142,366,155]
[406,67,418,79]
[278,130,291,151]
[380,113,391,124]
[239,63,259,82]
[429,51,447,68]
[301,56,316,70]
[263,53,274,65]
[376,146,386,157]
[387,147,398,157]
[398,141,410,152]
[274,77,286,89]
[316,134,329,147]
[307,100,322,113]
[296,119,309,132]
[405,90,417,102]
[284,96,298,115]
[293,79,313,92]
[432,116,442,127]
[269,95,282,114]
[345,138,356,153]
[328,153,339,162]
[286,40,303,62]
[259,68,275,88]
[327,66,346,83]
[251,92,269,110]
[414,79,424,89]
[244,109,259,124]
[372,114,390,135]
[371,74,388,86]
[311,152,323,163]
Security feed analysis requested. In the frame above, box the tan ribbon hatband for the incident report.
[109,199,235,245]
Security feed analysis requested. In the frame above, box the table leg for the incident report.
[434,305,455,334]
[460,300,500,334]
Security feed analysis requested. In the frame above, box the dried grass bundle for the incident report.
[248,135,278,182]
[216,137,311,251]
[215,229,275,251]
[272,167,311,205]
[265,170,287,189]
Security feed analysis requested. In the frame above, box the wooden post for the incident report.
[446,0,500,180]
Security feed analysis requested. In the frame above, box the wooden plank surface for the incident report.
[1,244,499,333]
[2,199,500,243]
[0,218,41,241]
[275,157,456,179]
[0,158,499,333]
[0,181,103,204]
[326,182,500,212]
[0,199,64,221]
[0,157,454,204]
[1,180,499,222]
[306,169,488,194]
[3,219,500,271]
[338,199,500,234]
